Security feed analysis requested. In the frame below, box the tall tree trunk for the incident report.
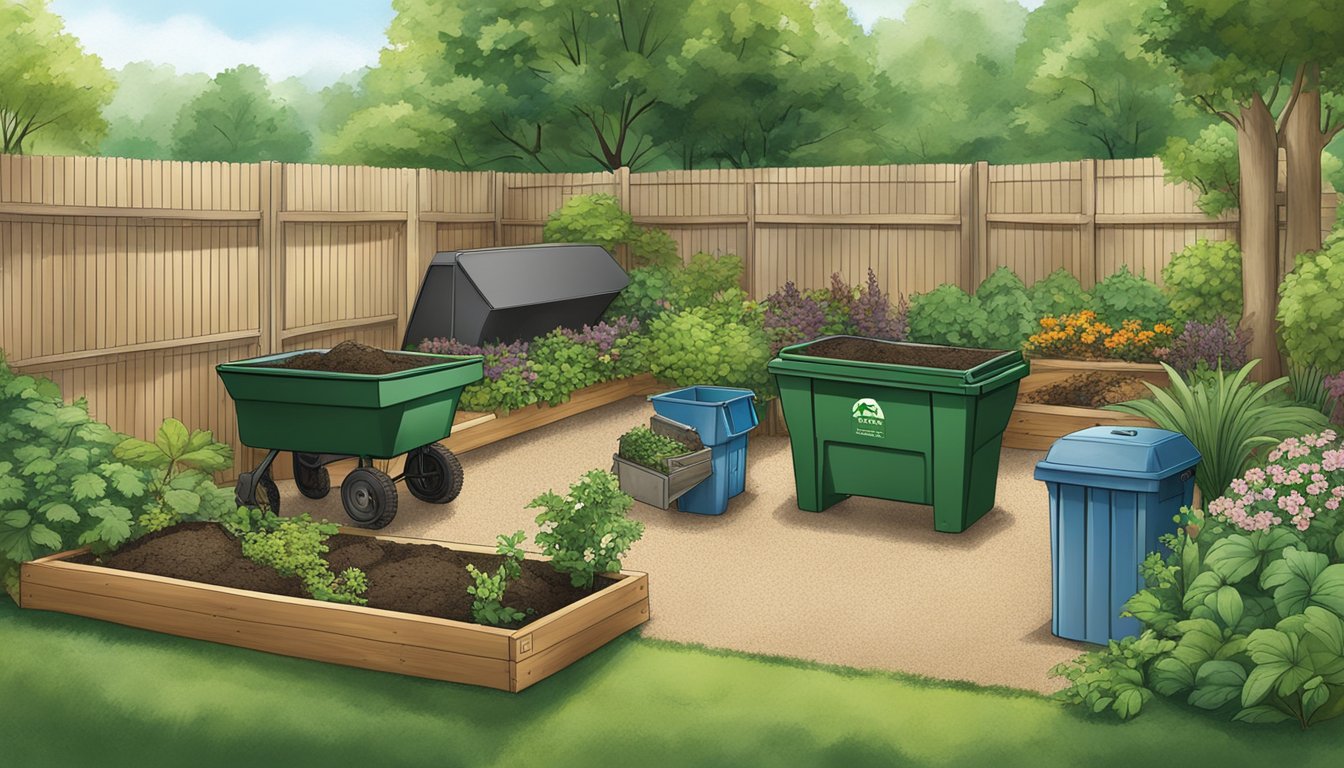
[1236,92,1282,381]
[1281,65,1325,259]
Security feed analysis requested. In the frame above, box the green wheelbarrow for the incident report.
[216,350,484,529]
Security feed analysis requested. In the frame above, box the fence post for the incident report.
[958,163,976,293]
[258,161,283,354]
[974,160,990,292]
[403,168,420,345]
[745,169,757,297]
[492,170,504,246]
[1080,159,1097,289]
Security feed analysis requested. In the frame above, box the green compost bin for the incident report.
[767,336,1029,533]
[217,350,484,459]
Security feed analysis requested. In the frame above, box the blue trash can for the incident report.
[1033,426,1200,645]
[649,386,758,515]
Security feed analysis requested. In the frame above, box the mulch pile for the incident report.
[263,340,434,375]
[799,337,1008,370]
[1020,372,1152,408]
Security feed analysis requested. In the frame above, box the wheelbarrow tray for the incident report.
[217,350,484,459]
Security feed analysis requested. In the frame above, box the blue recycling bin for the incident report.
[649,386,758,515]
[1033,426,1200,645]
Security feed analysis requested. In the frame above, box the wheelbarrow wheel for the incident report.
[341,467,397,529]
[292,453,331,500]
[234,473,281,515]
[404,444,463,504]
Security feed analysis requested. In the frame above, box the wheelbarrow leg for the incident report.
[234,449,281,508]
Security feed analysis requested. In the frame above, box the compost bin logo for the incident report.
[851,398,886,438]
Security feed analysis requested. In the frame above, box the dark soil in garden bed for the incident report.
[263,340,435,375]
[73,522,615,627]
[1020,372,1152,408]
[799,337,1007,370]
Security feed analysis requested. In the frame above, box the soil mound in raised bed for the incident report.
[1020,372,1152,408]
[799,337,1007,370]
[77,522,614,627]
[74,522,307,597]
[266,340,434,375]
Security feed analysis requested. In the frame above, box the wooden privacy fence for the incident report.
[0,154,1335,477]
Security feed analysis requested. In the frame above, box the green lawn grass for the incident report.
[1,598,1339,767]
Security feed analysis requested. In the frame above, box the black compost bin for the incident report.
[402,244,630,348]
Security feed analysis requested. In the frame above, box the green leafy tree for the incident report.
[1143,0,1344,380]
[99,63,210,159]
[1018,0,1199,159]
[0,0,114,154]
[872,0,1029,162]
[658,0,880,169]
[170,65,313,162]
[1159,123,1240,216]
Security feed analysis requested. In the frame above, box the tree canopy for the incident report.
[170,65,312,162]
[0,0,113,154]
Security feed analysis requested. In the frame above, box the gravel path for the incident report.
[279,396,1090,694]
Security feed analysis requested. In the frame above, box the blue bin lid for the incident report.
[1033,426,1200,486]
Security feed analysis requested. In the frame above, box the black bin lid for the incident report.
[456,244,629,309]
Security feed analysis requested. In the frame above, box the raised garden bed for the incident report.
[1002,358,1164,451]
[19,525,649,692]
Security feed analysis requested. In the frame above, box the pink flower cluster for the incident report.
[1208,430,1344,533]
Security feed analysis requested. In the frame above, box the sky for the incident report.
[49,0,1047,86]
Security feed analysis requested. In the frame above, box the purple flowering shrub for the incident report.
[1154,316,1250,375]
[1329,372,1344,426]
[763,281,826,355]
[417,319,646,413]
[763,269,904,355]
[850,269,905,341]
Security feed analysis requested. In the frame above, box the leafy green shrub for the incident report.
[236,511,368,605]
[528,470,644,591]
[543,193,678,269]
[672,252,743,309]
[628,227,680,269]
[1028,269,1091,320]
[1051,631,1177,719]
[618,426,693,472]
[603,266,675,324]
[647,307,773,394]
[1105,361,1332,501]
[0,353,231,601]
[1055,429,1344,728]
[976,267,1035,349]
[465,530,529,626]
[1279,241,1344,373]
[1092,265,1172,329]
[1163,239,1243,323]
[112,418,236,533]
[527,329,604,406]
[907,284,990,347]
[542,193,633,254]
[808,274,856,335]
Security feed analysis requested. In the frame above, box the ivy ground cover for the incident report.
[4,600,1344,768]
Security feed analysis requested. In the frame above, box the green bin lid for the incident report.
[1033,426,1201,484]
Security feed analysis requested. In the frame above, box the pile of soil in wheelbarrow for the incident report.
[1020,372,1153,408]
[264,340,435,374]
[74,522,615,626]
[799,337,1007,370]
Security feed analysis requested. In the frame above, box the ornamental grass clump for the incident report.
[1026,311,1173,362]
[1105,361,1332,502]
